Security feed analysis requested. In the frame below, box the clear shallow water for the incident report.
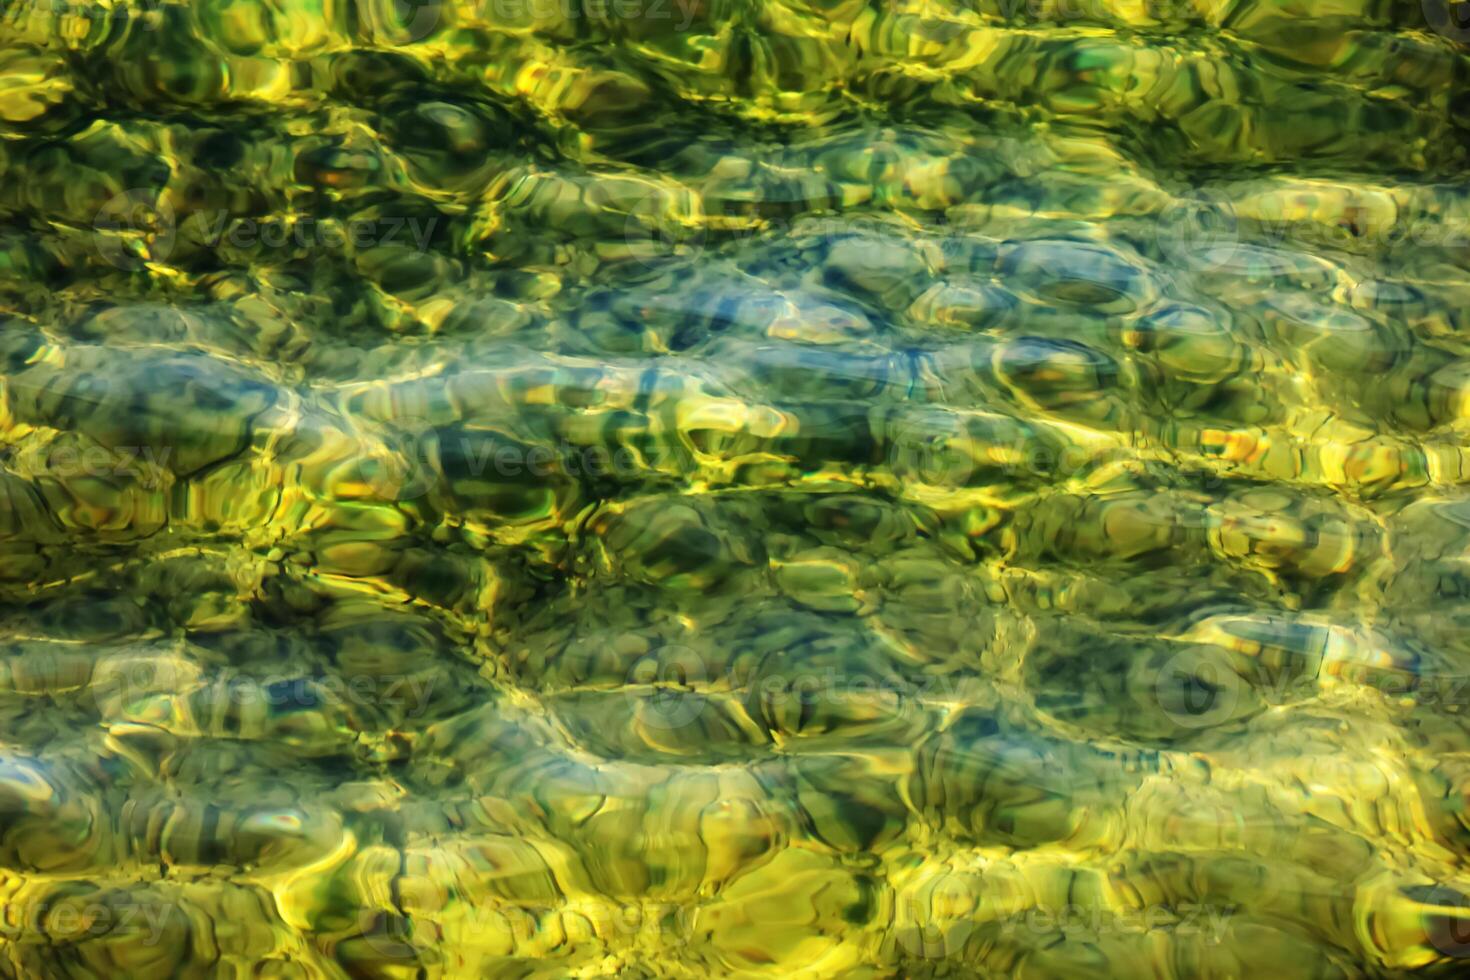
[1,1,1470,977]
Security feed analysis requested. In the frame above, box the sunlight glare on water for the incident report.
[0,0,1469,977]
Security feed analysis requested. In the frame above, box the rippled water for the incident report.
[1,1,1470,977]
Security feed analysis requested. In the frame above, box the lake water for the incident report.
[1,1,1469,977]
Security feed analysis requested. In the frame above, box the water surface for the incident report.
[1,1,1469,977]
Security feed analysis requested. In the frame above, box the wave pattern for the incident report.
[1,1,1469,977]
